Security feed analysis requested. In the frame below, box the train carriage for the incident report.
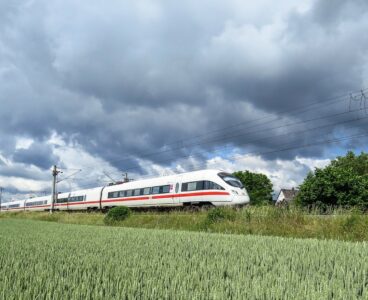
[54,188,102,211]
[1,169,250,212]
[101,169,249,208]
[24,196,50,211]
[4,200,25,212]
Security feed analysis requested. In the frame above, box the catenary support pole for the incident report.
[0,187,3,213]
[50,165,59,214]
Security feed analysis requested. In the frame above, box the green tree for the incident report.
[296,151,368,209]
[330,151,368,175]
[233,171,273,205]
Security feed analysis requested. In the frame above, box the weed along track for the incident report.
[3,206,368,242]
[1,219,368,299]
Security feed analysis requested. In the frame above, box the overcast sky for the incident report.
[1,0,368,201]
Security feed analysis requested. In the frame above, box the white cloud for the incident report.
[15,137,34,150]
[0,175,49,194]
[131,152,332,195]
[202,154,329,193]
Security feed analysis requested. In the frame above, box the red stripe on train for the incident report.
[152,191,230,199]
[5,191,231,210]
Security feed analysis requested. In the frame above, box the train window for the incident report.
[182,181,225,192]
[182,182,201,191]
[69,196,85,202]
[118,191,125,197]
[56,198,68,203]
[9,204,20,208]
[161,185,170,194]
[133,189,141,196]
[27,201,46,206]
[203,181,225,190]
[108,192,119,199]
[152,186,160,194]
[143,187,151,195]
[213,183,224,190]
[204,181,215,190]
[175,183,179,193]
[187,182,197,191]
[218,172,244,188]
[126,190,133,197]
[204,181,212,190]
[196,181,204,190]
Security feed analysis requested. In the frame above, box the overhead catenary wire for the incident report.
[54,88,368,173]
[61,129,368,191]
[149,88,368,147]
[121,105,368,167]
[56,100,368,190]
[73,104,367,175]
[18,88,368,196]
[65,89,368,174]
[120,111,368,173]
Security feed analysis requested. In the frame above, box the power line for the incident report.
[128,106,368,165]
[110,107,368,173]
[57,88,368,173]
[152,88,368,148]
[77,89,368,172]
[61,129,368,192]
[16,88,368,195]
[150,131,368,176]
[56,104,368,190]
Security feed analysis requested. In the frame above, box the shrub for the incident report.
[233,170,273,205]
[297,152,368,209]
[206,207,236,223]
[104,206,131,225]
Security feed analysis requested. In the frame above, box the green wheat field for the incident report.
[1,218,368,299]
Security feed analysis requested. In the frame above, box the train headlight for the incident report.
[231,190,238,195]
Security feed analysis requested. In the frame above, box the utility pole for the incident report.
[50,165,61,214]
[0,187,3,213]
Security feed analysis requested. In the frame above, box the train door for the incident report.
[172,176,182,205]
[172,182,180,205]
[66,193,71,211]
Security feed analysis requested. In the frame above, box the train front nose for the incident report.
[231,190,250,205]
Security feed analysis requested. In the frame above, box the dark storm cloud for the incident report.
[0,0,368,190]
[0,163,49,181]
[13,142,59,170]
[311,0,368,27]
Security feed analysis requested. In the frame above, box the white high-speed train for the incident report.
[0,169,249,212]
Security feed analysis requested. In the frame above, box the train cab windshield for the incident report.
[218,172,244,189]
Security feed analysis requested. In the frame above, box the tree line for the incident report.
[233,151,368,209]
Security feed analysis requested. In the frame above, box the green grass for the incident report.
[2,206,368,241]
[1,218,368,299]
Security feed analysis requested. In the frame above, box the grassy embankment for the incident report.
[2,206,368,242]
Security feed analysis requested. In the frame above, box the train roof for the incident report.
[104,169,225,191]
[9,169,227,202]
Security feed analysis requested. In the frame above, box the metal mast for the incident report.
[0,187,3,213]
[50,165,61,214]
